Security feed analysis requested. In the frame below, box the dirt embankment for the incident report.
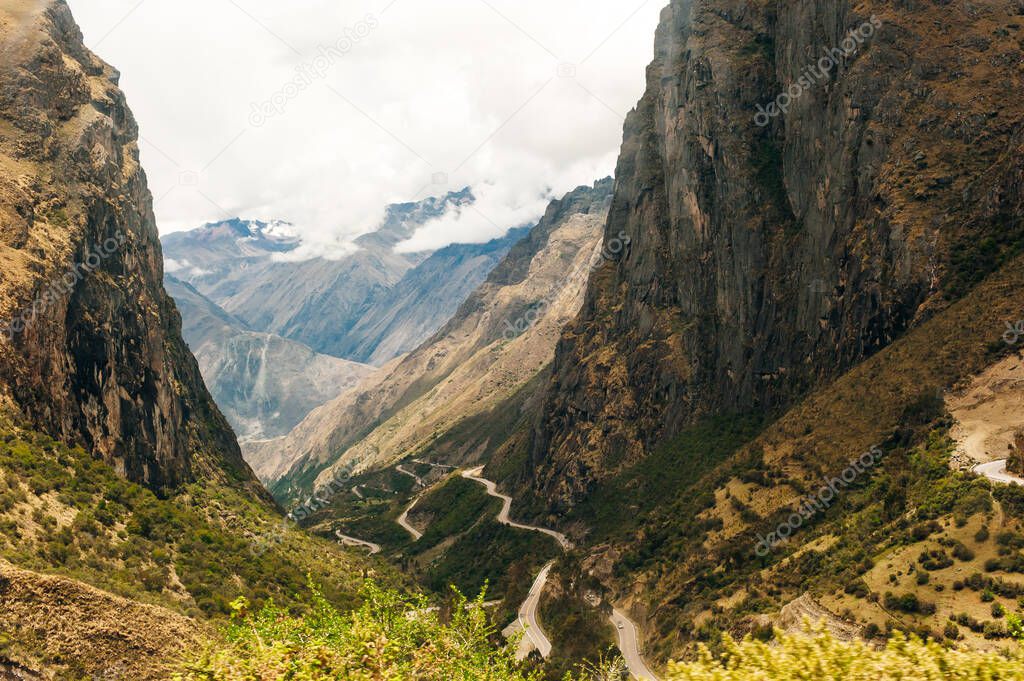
[0,560,204,680]
[946,353,1024,469]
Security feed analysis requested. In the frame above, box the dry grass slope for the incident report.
[0,560,202,680]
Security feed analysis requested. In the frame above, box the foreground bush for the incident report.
[175,581,541,680]
[666,626,1024,680]
[179,588,1024,681]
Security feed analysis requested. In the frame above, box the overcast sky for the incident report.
[68,0,662,254]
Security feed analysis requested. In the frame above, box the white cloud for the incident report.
[68,0,662,250]
[164,258,211,276]
[164,258,187,273]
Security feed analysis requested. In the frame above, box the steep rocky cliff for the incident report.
[0,0,255,491]
[527,0,1024,509]
[256,179,614,499]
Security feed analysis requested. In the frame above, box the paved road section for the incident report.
[396,464,424,487]
[334,529,381,555]
[974,459,1024,485]
[461,467,563,659]
[397,496,423,540]
[458,465,657,675]
[461,467,572,550]
[610,608,660,680]
[508,561,555,660]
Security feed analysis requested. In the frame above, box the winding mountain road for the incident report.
[334,529,381,555]
[512,561,555,660]
[462,467,562,659]
[396,464,425,487]
[461,466,657,675]
[413,458,455,470]
[974,459,1024,486]
[461,467,573,550]
[397,496,424,541]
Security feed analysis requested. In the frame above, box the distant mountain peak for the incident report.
[367,187,476,247]
[187,218,301,251]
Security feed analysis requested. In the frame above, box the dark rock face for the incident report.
[0,1,255,491]
[528,0,1024,509]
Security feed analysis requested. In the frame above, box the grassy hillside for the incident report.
[307,470,558,604]
[0,559,203,680]
[0,420,387,677]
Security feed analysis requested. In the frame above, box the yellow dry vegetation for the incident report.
[666,625,1024,680]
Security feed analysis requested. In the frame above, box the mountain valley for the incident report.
[2,0,1024,679]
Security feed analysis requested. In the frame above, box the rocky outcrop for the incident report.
[165,276,374,442]
[0,0,255,491]
[255,179,614,499]
[527,0,1024,510]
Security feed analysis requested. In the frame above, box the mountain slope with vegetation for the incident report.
[3,0,1024,678]
[0,0,254,493]
[525,0,1024,510]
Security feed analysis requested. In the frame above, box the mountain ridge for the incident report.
[524,0,1024,512]
[0,4,379,677]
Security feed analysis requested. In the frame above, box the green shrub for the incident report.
[951,541,975,562]
[918,549,954,571]
[884,591,935,615]
[176,581,543,680]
